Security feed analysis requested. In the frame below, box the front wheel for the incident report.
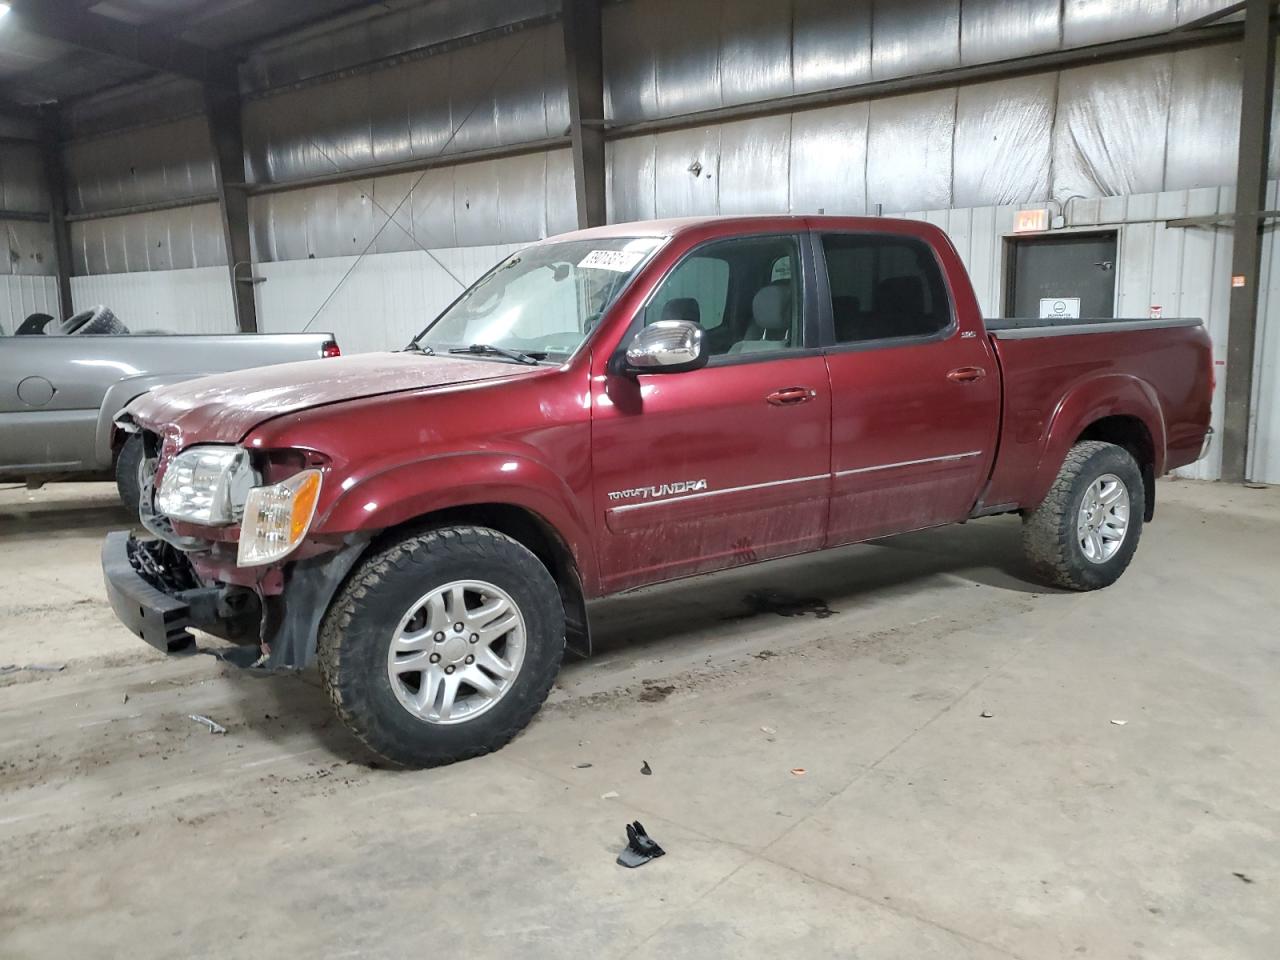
[114,433,144,520]
[317,526,565,768]
[1021,440,1145,591]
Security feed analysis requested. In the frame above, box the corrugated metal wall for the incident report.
[0,276,59,336]
[70,268,237,334]
[242,21,569,186]
[248,150,576,260]
[254,243,523,353]
[605,44,1246,220]
[69,203,227,275]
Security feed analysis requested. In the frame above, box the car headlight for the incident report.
[237,469,323,567]
[155,445,256,525]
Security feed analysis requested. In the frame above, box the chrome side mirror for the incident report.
[624,320,708,374]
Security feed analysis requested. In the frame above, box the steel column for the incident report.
[40,114,74,320]
[1221,0,1276,482]
[562,0,606,229]
[204,88,258,334]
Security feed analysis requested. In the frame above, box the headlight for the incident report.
[237,469,323,567]
[155,445,255,524]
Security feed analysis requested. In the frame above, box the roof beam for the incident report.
[7,0,239,90]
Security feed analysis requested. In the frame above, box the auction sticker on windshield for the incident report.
[578,249,647,272]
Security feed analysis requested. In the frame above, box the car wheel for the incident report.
[317,526,565,768]
[114,434,144,520]
[1021,440,1145,591]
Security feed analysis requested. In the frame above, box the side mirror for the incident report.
[622,320,708,375]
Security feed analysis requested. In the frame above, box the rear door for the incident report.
[590,232,831,593]
[816,230,1000,544]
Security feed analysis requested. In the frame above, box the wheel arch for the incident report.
[1028,374,1166,519]
[368,502,591,657]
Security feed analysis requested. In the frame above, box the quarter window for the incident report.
[821,234,951,344]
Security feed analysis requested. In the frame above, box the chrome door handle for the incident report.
[766,386,816,406]
[946,366,986,383]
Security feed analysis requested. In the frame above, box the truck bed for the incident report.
[978,316,1213,513]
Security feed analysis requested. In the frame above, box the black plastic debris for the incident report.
[617,821,665,868]
[640,760,652,776]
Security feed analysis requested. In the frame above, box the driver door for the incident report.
[590,232,832,594]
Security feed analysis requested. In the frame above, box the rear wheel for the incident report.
[317,526,565,767]
[1021,440,1145,591]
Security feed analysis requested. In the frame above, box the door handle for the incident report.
[946,366,986,383]
[766,386,817,406]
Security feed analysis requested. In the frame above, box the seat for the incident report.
[864,275,932,338]
[659,297,701,325]
[729,283,792,354]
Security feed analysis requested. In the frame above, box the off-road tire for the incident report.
[317,526,565,768]
[114,433,144,520]
[1022,440,1145,591]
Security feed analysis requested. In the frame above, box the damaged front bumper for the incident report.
[101,532,259,656]
[101,530,368,669]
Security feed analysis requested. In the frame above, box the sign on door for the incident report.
[1039,297,1081,319]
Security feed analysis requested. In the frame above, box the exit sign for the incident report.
[1014,209,1050,233]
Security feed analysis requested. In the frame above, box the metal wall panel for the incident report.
[0,142,49,213]
[602,0,661,124]
[655,0,723,118]
[246,23,563,186]
[495,152,549,241]
[960,0,1061,63]
[1052,54,1172,201]
[872,0,960,81]
[791,0,871,94]
[242,0,556,90]
[606,136,658,223]
[1165,44,1242,190]
[64,116,217,216]
[70,203,226,275]
[1,219,56,277]
[720,0,794,108]
[718,116,792,215]
[0,275,59,335]
[1063,0,1177,46]
[653,126,722,218]
[953,75,1055,207]
[370,172,423,255]
[866,90,956,213]
[70,267,237,334]
[788,102,869,215]
[407,167,461,249]
[545,149,578,235]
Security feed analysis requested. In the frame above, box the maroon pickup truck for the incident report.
[103,215,1213,767]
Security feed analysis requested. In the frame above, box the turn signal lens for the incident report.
[236,469,322,567]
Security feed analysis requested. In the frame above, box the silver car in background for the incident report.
[1,306,338,509]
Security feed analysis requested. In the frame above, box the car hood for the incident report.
[125,351,541,446]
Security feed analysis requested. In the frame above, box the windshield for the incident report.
[410,236,665,360]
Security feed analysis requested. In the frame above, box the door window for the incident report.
[644,235,803,358]
[821,234,951,344]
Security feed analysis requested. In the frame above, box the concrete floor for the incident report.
[1,479,1277,959]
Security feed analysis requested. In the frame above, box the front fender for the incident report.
[95,373,208,468]
[1027,373,1166,508]
[317,452,599,595]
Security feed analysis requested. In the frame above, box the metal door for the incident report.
[1006,233,1118,319]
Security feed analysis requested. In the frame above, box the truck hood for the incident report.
[126,351,540,446]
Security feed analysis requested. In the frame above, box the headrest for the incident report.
[660,297,701,324]
[752,283,791,332]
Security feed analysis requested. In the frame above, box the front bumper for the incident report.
[102,531,204,654]
[102,532,259,657]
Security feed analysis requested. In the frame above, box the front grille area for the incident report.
[127,536,200,594]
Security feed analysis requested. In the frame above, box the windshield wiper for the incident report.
[402,340,434,355]
[448,343,542,365]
